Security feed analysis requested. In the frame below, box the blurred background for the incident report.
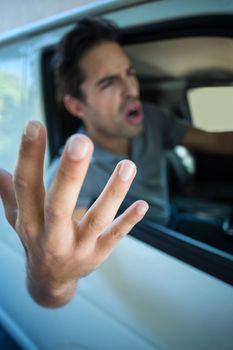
[0,0,96,34]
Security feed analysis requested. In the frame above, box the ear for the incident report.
[63,94,85,119]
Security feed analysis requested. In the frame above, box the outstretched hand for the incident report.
[0,121,148,307]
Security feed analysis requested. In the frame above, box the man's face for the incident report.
[78,42,144,144]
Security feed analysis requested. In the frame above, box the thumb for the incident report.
[0,169,18,227]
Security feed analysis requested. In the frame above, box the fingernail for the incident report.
[118,160,136,182]
[67,135,89,160]
[137,201,149,216]
[24,121,40,140]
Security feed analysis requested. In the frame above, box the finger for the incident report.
[13,121,46,226]
[45,134,93,238]
[97,200,149,256]
[80,160,136,238]
[0,169,17,227]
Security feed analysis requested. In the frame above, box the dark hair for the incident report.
[53,17,120,100]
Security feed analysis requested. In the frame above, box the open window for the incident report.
[41,14,233,285]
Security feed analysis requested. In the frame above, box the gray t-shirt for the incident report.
[47,103,188,224]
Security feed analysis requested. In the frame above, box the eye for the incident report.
[128,68,137,77]
[100,78,115,90]
[101,80,113,89]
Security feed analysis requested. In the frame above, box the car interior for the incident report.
[125,36,233,253]
[41,15,233,284]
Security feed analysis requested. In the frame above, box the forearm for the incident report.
[213,132,233,155]
[182,128,233,155]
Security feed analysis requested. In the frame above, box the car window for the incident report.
[187,86,233,131]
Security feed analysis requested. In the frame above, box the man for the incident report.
[49,17,233,225]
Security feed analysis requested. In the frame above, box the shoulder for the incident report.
[142,101,163,117]
[142,101,168,129]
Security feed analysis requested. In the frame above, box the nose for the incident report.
[122,76,138,97]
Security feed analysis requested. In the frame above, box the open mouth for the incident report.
[125,100,144,125]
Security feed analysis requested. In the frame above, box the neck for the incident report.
[87,129,129,154]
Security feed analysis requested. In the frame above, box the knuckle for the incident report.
[86,214,105,232]
[45,204,66,223]
[111,227,125,241]
[16,218,36,242]
[18,140,35,160]
[19,142,29,156]
[43,238,72,262]
[59,166,79,183]
[107,185,126,203]
[13,173,28,190]
[43,245,66,262]
[126,215,137,226]
[108,186,123,199]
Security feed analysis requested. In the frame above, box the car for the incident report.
[0,1,233,349]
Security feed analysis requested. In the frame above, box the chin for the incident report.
[127,123,144,138]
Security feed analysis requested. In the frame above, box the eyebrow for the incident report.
[96,64,135,87]
[96,74,117,87]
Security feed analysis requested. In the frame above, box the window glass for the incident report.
[187,86,233,131]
